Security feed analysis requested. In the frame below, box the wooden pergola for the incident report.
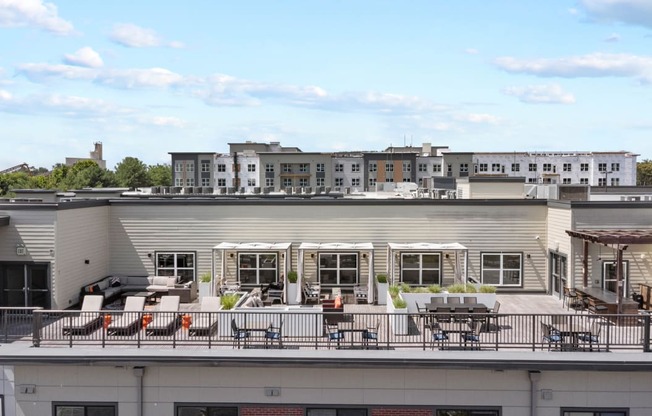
[566,229,652,314]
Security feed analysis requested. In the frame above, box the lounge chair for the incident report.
[189,296,221,336]
[146,296,181,336]
[106,296,146,336]
[62,295,104,335]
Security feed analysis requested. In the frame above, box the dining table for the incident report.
[548,317,589,351]
[337,320,368,348]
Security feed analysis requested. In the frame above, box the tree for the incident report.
[114,157,150,189]
[60,160,116,190]
[148,163,172,186]
[637,159,652,186]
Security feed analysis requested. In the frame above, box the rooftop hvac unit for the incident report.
[182,187,193,194]
[324,186,331,194]
[294,186,302,194]
[303,186,312,194]
[217,187,226,195]
[333,186,341,192]
[151,186,160,194]
[263,187,272,194]
[239,187,245,194]
[285,187,293,195]
[253,187,261,194]
[161,186,170,194]
[344,187,351,195]
[193,186,202,194]
[315,186,323,195]
[171,186,182,194]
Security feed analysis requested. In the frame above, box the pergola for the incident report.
[386,242,469,286]
[565,229,652,314]
[297,242,375,304]
[212,242,292,298]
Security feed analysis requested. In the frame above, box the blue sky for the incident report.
[1,0,652,170]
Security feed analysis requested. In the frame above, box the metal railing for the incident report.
[25,309,652,352]
[0,307,44,343]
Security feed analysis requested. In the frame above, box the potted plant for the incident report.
[386,284,409,335]
[375,273,389,305]
[287,270,299,305]
[198,272,212,300]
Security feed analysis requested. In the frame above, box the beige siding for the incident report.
[0,209,55,264]
[55,206,110,308]
[469,182,524,199]
[109,202,548,291]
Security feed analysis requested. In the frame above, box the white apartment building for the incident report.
[332,154,365,191]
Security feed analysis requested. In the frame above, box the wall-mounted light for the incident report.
[84,259,90,264]
[362,253,367,259]
[526,254,531,259]
[534,235,540,240]
[16,243,27,256]
[310,253,315,258]
[147,252,152,258]
[229,253,234,258]
[641,253,647,260]
[445,254,450,259]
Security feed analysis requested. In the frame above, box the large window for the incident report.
[481,253,522,286]
[238,253,277,285]
[437,410,499,416]
[177,406,238,416]
[562,410,627,416]
[156,252,195,283]
[319,253,358,285]
[54,403,117,416]
[401,253,441,285]
[307,409,367,416]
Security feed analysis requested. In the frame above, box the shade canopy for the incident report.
[387,242,468,251]
[298,242,374,251]
[213,242,292,250]
[565,229,652,245]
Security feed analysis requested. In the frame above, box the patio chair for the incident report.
[452,307,469,323]
[563,287,578,310]
[434,306,452,324]
[264,320,283,348]
[106,296,146,336]
[62,295,104,336]
[577,321,602,351]
[587,297,608,315]
[541,322,562,351]
[303,282,320,304]
[460,322,483,350]
[469,305,488,330]
[430,324,449,350]
[231,318,249,349]
[325,319,344,349]
[189,296,221,337]
[487,301,501,331]
[447,296,461,304]
[362,319,380,349]
[463,296,478,304]
[146,296,181,336]
[430,297,445,304]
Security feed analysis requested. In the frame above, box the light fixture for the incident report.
[84,259,90,264]
[526,254,531,259]
[534,235,540,240]
[362,253,367,259]
[229,253,234,258]
[147,252,152,258]
[445,254,450,259]
[310,253,315,258]
[641,253,647,260]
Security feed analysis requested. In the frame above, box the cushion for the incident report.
[109,277,121,287]
[96,280,109,291]
[167,278,177,288]
[334,295,342,309]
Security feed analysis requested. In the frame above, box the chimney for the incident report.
[91,142,103,160]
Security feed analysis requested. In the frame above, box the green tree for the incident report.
[61,160,116,190]
[115,157,150,188]
[148,163,172,186]
[0,172,33,196]
[637,159,652,186]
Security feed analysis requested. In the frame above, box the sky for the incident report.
[1,0,652,170]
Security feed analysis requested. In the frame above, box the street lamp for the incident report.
[603,170,613,191]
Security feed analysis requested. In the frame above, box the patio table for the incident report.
[337,320,367,348]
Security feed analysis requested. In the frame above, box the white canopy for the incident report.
[387,242,468,285]
[213,242,292,250]
[298,242,375,251]
[387,242,467,251]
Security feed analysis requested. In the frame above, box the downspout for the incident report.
[529,370,541,416]
[134,366,145,416]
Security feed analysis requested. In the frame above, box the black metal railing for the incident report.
[0,307,44,343]
[26,309,652,352]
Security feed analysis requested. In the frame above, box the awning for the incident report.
[298,242,374,251]
[565,229,652,245]
[0,215,8,226]
[387,242,468,251]
[213,242,292,250]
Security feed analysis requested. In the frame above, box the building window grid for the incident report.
[369,162,377,172]
[201,178,210,186]
[319,253,359,285]
[316,163,325,172]
[283,178,292,187]
[186,162,194,172]
[401,253,441,285]
[201,162,210,172]
[611,177,620,186]
[265,178,274,187]
[598,163,607,172]
[491,163,501,172]
[298,178,309,186]
[186,178,194,186]
[238,253,278,286]
[418,163,428,172]
[580,163,589,171]
[335,163,344,172]
[562,178,571,184]
[511,163,520,172]
[580,178,589,184]
[351,163,360,172]
[481,252,522,287]
[156,252,195,283]
[335,178,343,186]
[563,163,572,172]
[543,163,552,172]
[55,404,117,416]
[217,178,226,187]
[460,163,469,173]
[316,177,324,187]
[265,163,274,172]
[351,178,360,186]
[386,162,394,172]
[479,163,488,172]
[175,178,183,187]
[528,163,537,172]
[175,162,183,172]
[433,164,442,172]
[247,178,256,186]
[282,164,291,173]
[403,161,411,172]
[611,163,620,172]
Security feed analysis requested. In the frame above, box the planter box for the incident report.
[198,281,212,300]
[287,283,299,305]
[386,293,408,335]
[220,304,323,337]
[375,281,388,305]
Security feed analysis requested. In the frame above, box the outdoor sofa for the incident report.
[80,275,184,305]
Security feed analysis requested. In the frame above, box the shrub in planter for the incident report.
[200,273,211,283]
[388,285,400,299]
[446,283,467,293]
[287,270,298,283]
[479,285,497,293]
[399,282,411,293]
[465,284,478,293]
[428,284,443,293]
[221,293,240,310]
[412,287,430,293]
[376,273,388,284]
[393,297,407,309]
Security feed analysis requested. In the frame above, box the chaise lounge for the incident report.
[106,296,146,336]
[146,296,181,336]
[62,295,104,336]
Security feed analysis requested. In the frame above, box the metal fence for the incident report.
[0,307,43,343]
[22,309,652,352]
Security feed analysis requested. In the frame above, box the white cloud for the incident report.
[139,116,187,128]
[0,91,136,118]
[0,0,74,35]
[110,23,184,48]
[604,33,621,42]
[63,47,104,68]
[580,0,652,29]
[502,84,576,104]
[494,53,652,84]
[454,113,500,124]
[465,48,480,55]
[0,89,11,100]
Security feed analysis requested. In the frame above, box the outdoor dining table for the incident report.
[549,317,589,351]
[337,320,368,349]
[425,302,487,312]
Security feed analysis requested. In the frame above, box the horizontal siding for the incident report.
[55,206,110,308]
[0,209,55,264]
[109,203,548,291]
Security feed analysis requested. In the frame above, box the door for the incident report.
[602,260,628,296]
[0,263,50,308]
[549,252,567,299]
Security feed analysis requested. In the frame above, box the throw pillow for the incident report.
[109,277,121,287]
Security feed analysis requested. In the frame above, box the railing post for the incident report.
[2,310,7,343]
[644,314,651,352]
[531,315,537,351]
[32,311,42,347]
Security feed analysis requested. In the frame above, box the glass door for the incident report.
[2,265,27,307]
[550,252,567,299]
[602,260,628,296]
[0,263,50,308]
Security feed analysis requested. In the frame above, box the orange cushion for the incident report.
[334,295,342,309]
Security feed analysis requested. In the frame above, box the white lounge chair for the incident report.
[146,296,181,336]
[106,296,146,335]
[62,295,104,335]
[189,296,221,336]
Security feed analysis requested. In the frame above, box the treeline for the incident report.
[0,157,171,196]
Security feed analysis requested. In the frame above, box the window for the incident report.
[265,163,274,172]
[563,163,572,172]
[283,178,292,187]
[176,405,238,416]
[598,178,606,187]
[307,409,367,416]
[386,177,394,182]
[186,162,194,172]
[369,162,377,172]
[319,253,358,285]
[186,178,194,186]
[561,410,627,416]
[598,163,607,172]
[175,177,183,187]
[317,163,325,172]
[418,163,428,172]
[247,178,256,186]
[239,253,277,285]
[543,163,552,172]
[460,163,469,173]
[299,163,309,173]
[436,410,499,416]
[433,164,441,172]
[201,178,211,186]
[511,163,520,172]
[401,253,441,285]
[335,178,343,186]
[335,163,344,172]
[351,178,360,186]
[55,403,117,416]
[217,178,226,187]
[528,178,537,183]
[282,163,291,173]
[529,163,537,172]
[611,163,620,172]
[369,178,376,187]
[611,177,620,186]
[403,161,411,172]
[479,163,488,172]
[351,163,360,172]
[580,178,589,184]
[156,252,195,283]
[491,163,501,172]
[402,177,411,182]
[562,178,571,184]
[386,162,394,172]
[265,178,274,187]
[299,178,309,186]
[247,164,256,172]
[175,162,183,172]
[580,163,589,171]
[316,177,324,187]
[201,161,210,172]
[481,252,522,286]
[217,164,226,172]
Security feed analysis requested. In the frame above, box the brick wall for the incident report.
[241,407,303,416]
